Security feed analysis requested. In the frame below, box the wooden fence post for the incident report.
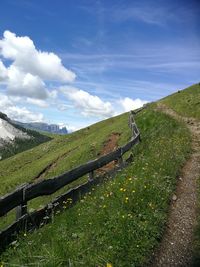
[131,123,140,139]
[129,111,135,136]
[118,148,123,167]
[16,183,28,220]
[88,171,94,181]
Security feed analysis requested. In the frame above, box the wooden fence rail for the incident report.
[0,107,144,252]
[0,136,140,218]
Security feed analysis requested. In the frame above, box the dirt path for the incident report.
[151,104,200,266]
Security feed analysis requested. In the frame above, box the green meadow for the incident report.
[161,83,200,119]
[0,103,191,266]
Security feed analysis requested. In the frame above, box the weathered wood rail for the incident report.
[0,108,143,252]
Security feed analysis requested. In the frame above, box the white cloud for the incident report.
[0,60,7,81]
[113,6,166,26]
[60,86,114,118]
[5,106,44,123]
[0,30,76,100]
[0,31,76,82]
[48,90,58,99]
[0,93,44,122]
[58,122,77,133]
[26,98,49,108]
[6,65,48,99]
[119,97,148,112]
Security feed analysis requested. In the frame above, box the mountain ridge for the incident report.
[0,111,51,160]
[13,121,68,135]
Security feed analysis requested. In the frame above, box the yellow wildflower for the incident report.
[106,263,113,267]
[125,197,129,203]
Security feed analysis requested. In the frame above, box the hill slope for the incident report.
[160,83,200,266]
[161,83,200,119]
[0,100,192,266]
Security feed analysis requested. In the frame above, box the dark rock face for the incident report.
[0,112,10,122]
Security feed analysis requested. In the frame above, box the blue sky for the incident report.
[0,0,199,130]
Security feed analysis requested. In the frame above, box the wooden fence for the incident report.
[0,108,143,252]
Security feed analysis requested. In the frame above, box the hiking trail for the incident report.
[151,104,200,266]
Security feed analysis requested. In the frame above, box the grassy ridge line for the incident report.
[161,83,200,119]
[0,108,191,267]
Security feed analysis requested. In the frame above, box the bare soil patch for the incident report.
[97,132,121,174]
[34,133,121,181]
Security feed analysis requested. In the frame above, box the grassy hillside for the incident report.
[0,112,132,229]
[0,113,130,196]
[161,83,200,119]
[0,106,191,266]
[161,83,200,266]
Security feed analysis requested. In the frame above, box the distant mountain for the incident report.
[0,112,30,147]
[0,111,51,160]
[14,121,68,135]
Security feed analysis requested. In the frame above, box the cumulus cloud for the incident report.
[0,93,44,122]
[0,30,76,100]
[0,60,7,81]
[119,97,148,112]
[26,98,49,108]
[0,31,76,82]
[6,65,48,99]
[60,86,114,118]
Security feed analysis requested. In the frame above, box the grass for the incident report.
[0,112,131,229]
[160,83,200,119]
[0,112,131,196]
[0,106,191,267]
